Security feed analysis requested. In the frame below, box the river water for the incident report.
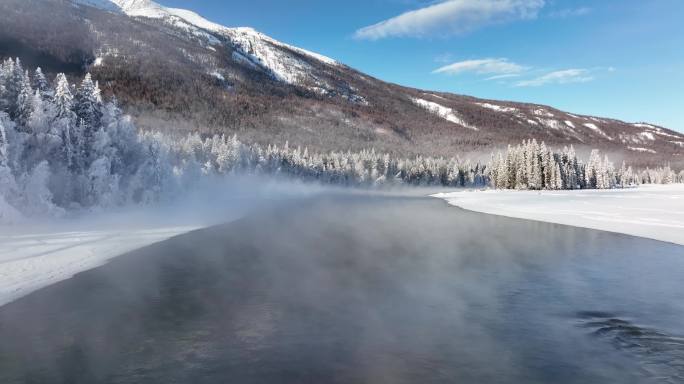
[0,194,683,383]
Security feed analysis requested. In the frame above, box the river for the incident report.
[0,193,683,383]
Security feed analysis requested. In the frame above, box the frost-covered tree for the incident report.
[0,58,24,118]
[32,67,51,99]
[15,70,34,128]
[87,156,119,208]
[21,160,64,217]
[75,74,103,164]
[0,60,679,223]
[0,114,18,207]
[53,74,74,119]
[485,141,660,191]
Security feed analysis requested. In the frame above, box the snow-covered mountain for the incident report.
[80,0,343,88]
[1,0,682,167]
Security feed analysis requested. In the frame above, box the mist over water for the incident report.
[0,192,683,383]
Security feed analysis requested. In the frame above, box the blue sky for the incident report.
[160,0,684,132]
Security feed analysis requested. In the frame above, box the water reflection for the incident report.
[0,194,682,383]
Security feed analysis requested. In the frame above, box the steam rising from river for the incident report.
[1,190,683,383]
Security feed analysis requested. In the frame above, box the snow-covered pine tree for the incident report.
[0,113,9,167]
[540,142,551,189]
[585,149,601,189]
[32,67,51,99]
[553,161,563,190]
[0,59,23,119]
[0,62,680,220]
[15,70,34,128]
[53,74,74,119]
[0,112,18,200]
[74,74,103,164]
[52,75,76,170]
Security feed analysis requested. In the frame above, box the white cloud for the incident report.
[354,0,546,40]
[514,69,594,87]
[433,58,527,76]
[433,61,606,87]
[484,73,523,81]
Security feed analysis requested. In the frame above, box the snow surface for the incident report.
[652,129,681,139]
[224,27,320,84]
[633,123,656,129]
[0,187,248,306]
[639,131,656,141]
[426,93,447,100]
[0,223,198,307]
[94,0,340,86]
[583,122,600,132]
[628,146,657,154]
[222,27,340,85]
[538,118,562,130]
[583,123,612,140]
[412,98,478,130]
[210,71,225,81]
[532,108,554,118]
[433,184,684,246]
[0,178,330,307]
[474,103,559,129]
[477,103,518,113]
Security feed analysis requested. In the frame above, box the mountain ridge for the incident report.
[1,0,682,168]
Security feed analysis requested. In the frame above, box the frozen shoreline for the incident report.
[433,184,684,246]
[0,194,231,308]
[3,183,682,308]
[0,178,331,308]
[0,214,203,307]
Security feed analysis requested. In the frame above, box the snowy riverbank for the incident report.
[3,183,682,308]
[433,184,684,246]
[0,178,331,307]
[0,222,199,307]
[0,198,236,307]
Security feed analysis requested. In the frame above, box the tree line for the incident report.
[1,59,682,220]
[488,140,680,190]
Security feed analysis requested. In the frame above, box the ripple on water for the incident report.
[577,311,684,383]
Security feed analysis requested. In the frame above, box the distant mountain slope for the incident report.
[1,0,682,168]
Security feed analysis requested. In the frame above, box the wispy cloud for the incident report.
[485,73,522,81]
[433,59,608,87]
[514,69,594,87]
[433,58,527,76]
[354,0,546,40]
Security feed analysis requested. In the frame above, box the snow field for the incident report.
[0,224,198,307]
[433,184,684,246]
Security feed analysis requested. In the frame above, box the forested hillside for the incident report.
[0,0,683,169]
[1,60,681,222]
